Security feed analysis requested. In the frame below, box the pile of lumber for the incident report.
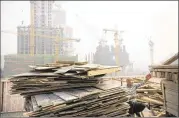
[9,62,120,96]
[149,53,178,117]
[10,61,130,117]
[23,86,130,117]
[149,65,178,84]
[133,78,165,116]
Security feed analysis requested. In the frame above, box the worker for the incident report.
[126,73,152,117]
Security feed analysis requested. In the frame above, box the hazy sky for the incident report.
[1,1,178,70]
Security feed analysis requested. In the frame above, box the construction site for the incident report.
[1,1,178,117]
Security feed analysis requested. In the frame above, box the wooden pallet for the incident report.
[161,80,178,117]
[150,61,178,117]
[149,65,178,84]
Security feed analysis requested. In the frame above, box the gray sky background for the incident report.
[1,1,178,70]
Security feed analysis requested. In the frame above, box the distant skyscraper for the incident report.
[4,1,78,78]
[17,1,64,55]
[30,1,54,27]
[17,26,63,54]
[17,1,75,56]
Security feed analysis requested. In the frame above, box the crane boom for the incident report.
[1,30,80,62]
[1,30,80,42]
[103,29,117,32]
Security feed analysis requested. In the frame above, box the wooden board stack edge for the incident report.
[162,52,178,65]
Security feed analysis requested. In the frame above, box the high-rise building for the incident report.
[30,1,54,27]
[17,1,65,55]
[4,1,78,77]
[17,26,63,54]
[17,1,75,56]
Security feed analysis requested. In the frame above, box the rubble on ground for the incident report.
[133,78,165,117]
[10,61,130,117]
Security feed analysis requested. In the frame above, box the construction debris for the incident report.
[150,59,178,117]
[9,62,120,96]
[10,62,131,117]
[132,78,165,117]
[23,86,130,117]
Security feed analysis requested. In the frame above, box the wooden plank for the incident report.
[161,82,166,108]
[149,65,178,69]
[162,52,178,65]
[156,72,162,78]
[167,107,178,117]
[55,61,88,65]
[162,80,178,91]
[75,64,100,69]
[83,87,102,93]
[31,96,40,111]
[136,89,161,93]
[166,102,179,112]
[165,72,168,78]
[140,96,163,105]
[172,73,178,84]
[64,89,97,98]
[53,92,78,101]
[34,94,52,107]
[48,94,65,105]
[11,72,59,78]
[88,67,120,76]
[54,66,74,74]
[165,90,178,105]
[29,65,58,70]
[151,68,178,73]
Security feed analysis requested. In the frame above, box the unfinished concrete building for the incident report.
[17,26,63,55]
[3,1,78,77]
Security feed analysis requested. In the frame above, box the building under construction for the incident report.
[17,26,63,54]
[17,1,74,55]
[3,1,78,77]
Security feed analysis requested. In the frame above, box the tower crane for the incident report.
[1,30,80,62]
[103,28,122,68]
[2,2,80,63]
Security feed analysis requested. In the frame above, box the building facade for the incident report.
[30,1,54,27]
[3,1,79,77]
[17,1,75,56]
[17,26,63,55]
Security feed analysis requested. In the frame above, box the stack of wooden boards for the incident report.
[10,61,130,117]
[9,62,120,96]
[149,53,178,117]
[23,87,130,117]
[132,78,165,117]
